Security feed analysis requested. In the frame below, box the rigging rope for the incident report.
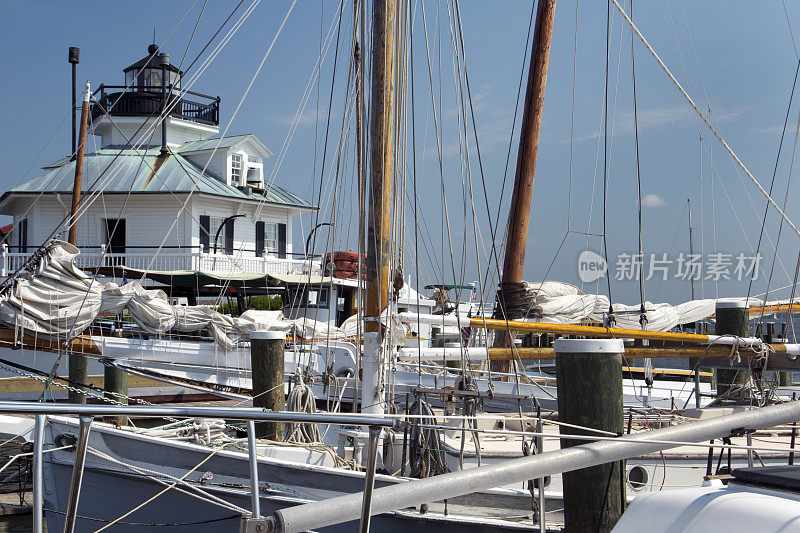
[612,0,800,241]
[285,374,322,443]
[407,396,450,478]
[602,0,615,325]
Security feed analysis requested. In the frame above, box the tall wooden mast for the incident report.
[354,0,366,384]
[492,0,556,371]
[67,82,91,247]
[362,0,396,416]
[67,81,91,404]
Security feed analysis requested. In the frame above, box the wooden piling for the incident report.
[250,331,286,440]
[103,362,128,425]
[715,301,749,398]
[556,338,625,533]
[67,353,88,404]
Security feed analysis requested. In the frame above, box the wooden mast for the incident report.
[362,0,396,416]
[67,82,90,246]
[354,0,366,398]
[492,0,556,372]
[67,81,91,404]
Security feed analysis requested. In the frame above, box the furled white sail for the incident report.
[0,242,346,349]
[518,280,778,332]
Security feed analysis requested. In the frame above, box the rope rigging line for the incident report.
[757,102,800,334]
[479,0,537,299]
[629,0,646,324]
[448,0,553,397]
[661,0,722,299]
[448,0,482,382]
[782,0,799,58]
[4,97,84,229]
[602,0,614,322]
[419,0,468,377]
[91,441,234,532]
[142,0,297,282]
[536,0,580,290]
[746,57,800,302]
[628,0,652,384]
[612,0,800,241]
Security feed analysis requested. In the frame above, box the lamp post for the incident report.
[213,214,246,254]
[305,222,332,257]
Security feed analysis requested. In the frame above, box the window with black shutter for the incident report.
[18,219,27,254]
[224,218,234,255]
[255,221,265,257]
[199,215,210,252]
[278,223,287,259]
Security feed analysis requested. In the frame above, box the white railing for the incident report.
[0,244,318,278]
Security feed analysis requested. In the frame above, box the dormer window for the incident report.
[230,154,243,185]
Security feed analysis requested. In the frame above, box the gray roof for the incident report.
[177,134,272,157]
[0,146,312,211]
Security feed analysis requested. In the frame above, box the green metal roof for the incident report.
[1,146,312,210]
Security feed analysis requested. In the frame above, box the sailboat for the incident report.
[2,0,800,531]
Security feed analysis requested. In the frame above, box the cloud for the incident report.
[643,193,666,207]
[576,104,749,142]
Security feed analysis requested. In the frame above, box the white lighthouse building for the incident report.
[0,44,315,301]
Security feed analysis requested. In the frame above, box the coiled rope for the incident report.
[407,397,450,478]
[284,373,321,443]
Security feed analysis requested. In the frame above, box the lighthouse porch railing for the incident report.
[0,245,317,278]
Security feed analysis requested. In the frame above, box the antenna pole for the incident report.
[68,47,80,158]
[491,0,557,372]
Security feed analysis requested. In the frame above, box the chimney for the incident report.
[159,52,170,155]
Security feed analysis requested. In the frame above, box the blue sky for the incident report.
[2,1,800,306]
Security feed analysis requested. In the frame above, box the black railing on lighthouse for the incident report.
[91,84,220,126]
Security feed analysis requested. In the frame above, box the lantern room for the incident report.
[123,43,182,92]
[89,44,221,148]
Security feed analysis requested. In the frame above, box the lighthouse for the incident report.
[0,44,314,296]
[91,44,220,151]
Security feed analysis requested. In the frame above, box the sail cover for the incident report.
[0,242,345,349]
[519,281,773,331]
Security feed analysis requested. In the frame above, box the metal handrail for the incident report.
[271,398,800,533]
[16,402,397,533]
[96,84,219,102]
[0,402,398,428]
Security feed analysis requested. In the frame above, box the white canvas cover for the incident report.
[0,242,302,349]
[0,244,792,348]
[0,242,103,338]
